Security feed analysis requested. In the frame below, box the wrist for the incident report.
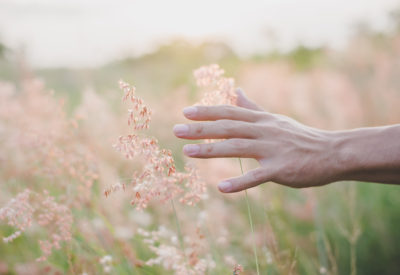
[326,129,358,182]
[318,129,349,183]
[325,125,400,183]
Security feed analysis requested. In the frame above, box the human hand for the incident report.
[173,89,339,193]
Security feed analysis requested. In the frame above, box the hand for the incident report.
[173,89,339,193]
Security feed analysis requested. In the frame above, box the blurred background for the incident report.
[0,0,400,274]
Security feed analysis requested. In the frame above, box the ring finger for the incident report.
[183,138,261,158]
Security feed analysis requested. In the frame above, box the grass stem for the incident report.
[170,199,188,267]
[239,158,260,275]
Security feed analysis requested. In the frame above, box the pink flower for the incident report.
[0,189,73,261]
[138,225,215,274]
[106,81,206,209]
[193,64,237,106]
[0,79,98,206]
[233,264,244,275]
[120,80,152,130]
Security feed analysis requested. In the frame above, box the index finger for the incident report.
[183,105,265,122]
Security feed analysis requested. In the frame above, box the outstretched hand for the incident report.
[173,89,339,193]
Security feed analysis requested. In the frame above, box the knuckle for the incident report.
[250,123,264,137]
[229,138,249,150]
[252,110,266,121]
[260,122,280,135]
[222,105,236,116]
[259,112,275,121]
[218,119,236,133]
[274,118,290,128]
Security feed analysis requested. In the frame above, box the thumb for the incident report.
[235,88,263,111]
[217,167,271,193]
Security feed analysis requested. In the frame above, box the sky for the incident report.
[0,0,399,68]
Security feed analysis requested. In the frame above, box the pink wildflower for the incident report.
[120,80,152,130]
[0,79,98,206]
[177,165,207,206]
[137,225,215,275]
[106,81,206,209]
[233,264,244,275]
[0,189,73,261]
[193,64,237,106]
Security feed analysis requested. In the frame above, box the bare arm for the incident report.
[329,125,400,184]
[173,89,400,193]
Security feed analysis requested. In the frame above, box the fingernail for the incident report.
[218,181,232,192]
[183,144,200,156]
[183,106,197,117]
[173,124,189,136]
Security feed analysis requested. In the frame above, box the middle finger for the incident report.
[173,120,260,140]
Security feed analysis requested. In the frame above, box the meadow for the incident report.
[0,18,400,275]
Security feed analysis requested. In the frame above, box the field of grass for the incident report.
[0,18,400,275]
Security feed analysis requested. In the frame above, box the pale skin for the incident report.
[173,89,400,193]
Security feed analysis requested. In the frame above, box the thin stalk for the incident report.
[170,199,188,266]
[312,190,328,273]
[239,158,260,275]
[350,243,356,275]
[349,184,360,275]
[199,200,225,272]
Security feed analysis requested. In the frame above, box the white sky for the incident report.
[0,0,399,68]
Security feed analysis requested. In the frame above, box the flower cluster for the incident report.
[193,64,237,106]
[177,165,207,206]
[120,80,152,130]
[0,189,72,261]
[137,226,215,275]
[99,255,113,273]
[0,190,33,243]
[233,264,244,275]
[106,81,206,209]
[0,79,98,206]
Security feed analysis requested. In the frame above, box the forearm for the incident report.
[329,124,400,184]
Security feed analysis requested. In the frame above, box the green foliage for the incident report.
[1,9,400,274]
[285,46,324,70]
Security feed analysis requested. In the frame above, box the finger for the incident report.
[183,139,260,158]
[218,167,272,193]
[173,120,260,140]
[235,88,264,111]
[183,105,263,122]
